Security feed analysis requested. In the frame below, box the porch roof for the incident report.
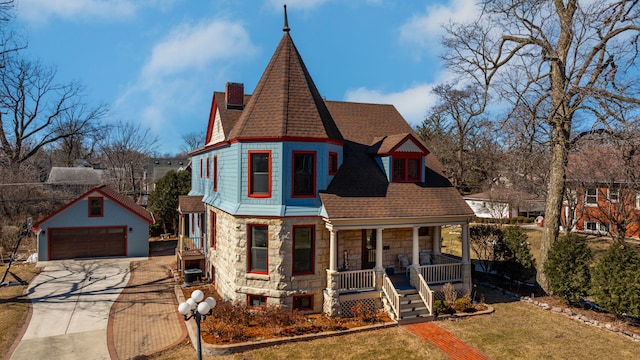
[178,195,204,213]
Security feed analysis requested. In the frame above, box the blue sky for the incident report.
[13,0,477,155]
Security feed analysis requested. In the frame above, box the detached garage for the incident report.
[35,185,154,261]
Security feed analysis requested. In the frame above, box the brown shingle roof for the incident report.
[214,92,252,139]
[228,32,342,141]
[325,100,415,146]
[178,195,204,213]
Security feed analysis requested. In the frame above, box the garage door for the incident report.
[49,227,127,260]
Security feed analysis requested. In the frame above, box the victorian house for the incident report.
[177,15,474,321]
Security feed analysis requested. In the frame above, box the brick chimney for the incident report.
[225,82,244,110]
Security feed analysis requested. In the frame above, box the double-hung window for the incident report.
[293,151,316,197]
[248,225,268,273]
[585,188,597,206]
[88,197,104,217]
[213,156,218,192]
[249,151,271,197]
[608,188,619,203]
[293,225,314,275]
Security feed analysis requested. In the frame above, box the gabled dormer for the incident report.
[370,133,429,183]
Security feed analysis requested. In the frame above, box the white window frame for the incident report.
[585,188,597,206]
[608,188,619,203]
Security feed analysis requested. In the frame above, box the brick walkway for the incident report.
[107,256,186,360]
[405,322,490,360]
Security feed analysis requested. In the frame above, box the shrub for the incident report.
[453,297,471,312]
[494,226,536,283]
[591,239,640,317]
[433,299,454,316]
[441,282,457,307]
[544,233,592,305]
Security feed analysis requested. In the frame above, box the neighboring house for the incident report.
[464,189,544,219]
[46,166,111,195]
[34,185,154,261]
[562,146,640,238]
[177,17,474,320]
[140,157,190,207]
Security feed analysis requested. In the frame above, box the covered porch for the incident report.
[322,219,472,321]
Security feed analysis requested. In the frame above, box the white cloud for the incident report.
[399,0,478,48]
[113,18,258,154]
[344,72,457,126]
[142,20,256,79]
[15,0,143,24]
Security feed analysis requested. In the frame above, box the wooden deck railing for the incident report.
[337,269,375,293]
[420,263,463,284]
[411,267,434,315]
[382,275,400,320]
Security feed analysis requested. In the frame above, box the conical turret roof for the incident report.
[228,30,343,141]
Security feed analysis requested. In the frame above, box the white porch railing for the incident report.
[419,263,463,284]
[382,275,400,319]
[337,269,376,293]
[433,254,460,265]
[411,267,433,315]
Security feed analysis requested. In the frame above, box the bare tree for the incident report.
[443,0,640,291]
[0,55,108,174]
[180,131,204,155]
[417,83,499,193]
[99,121,158,201]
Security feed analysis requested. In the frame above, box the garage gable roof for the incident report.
[35,185,154,227]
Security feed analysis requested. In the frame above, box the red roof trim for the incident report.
[384,134,429,155]
[35,185,154,227]
[230,136,344,146]
[205,93,217,145]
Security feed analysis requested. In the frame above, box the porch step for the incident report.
[398,290,431,323]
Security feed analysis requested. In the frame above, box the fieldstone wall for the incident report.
[208,205,329,312]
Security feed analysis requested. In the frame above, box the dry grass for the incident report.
[438,285,640,359]
[149,326,446,360]
[0,263,40,357]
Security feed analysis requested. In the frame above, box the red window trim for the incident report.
[392,155,422,182]
[248,224,269,274]
[87,197,104,217]
[291,150,317,198]
[292,224,315,275]
[247,294,267,309]
[211,211,217,250]
[248,150,272,198]
[292,294,314,311]
[200,158,203,178]
[191,214,195,235]
[206,157,210,178]
[213,156,218,192]
[328,152,338,175]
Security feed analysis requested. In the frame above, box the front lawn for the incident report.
[0,263,40,357]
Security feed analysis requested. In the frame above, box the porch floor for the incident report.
[388,274,414,291]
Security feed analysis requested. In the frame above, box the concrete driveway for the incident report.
[10,258,137,360]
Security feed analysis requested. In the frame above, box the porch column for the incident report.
[461,223,472,290]
[375,228,384,270]
[375,228,384,291]
[329,228,338,272]
[412,226,420,266]
[433,226,441,255]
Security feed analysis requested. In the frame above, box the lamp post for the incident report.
[178,289,216,360]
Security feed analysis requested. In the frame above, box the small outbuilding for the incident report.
[35,185,154,261]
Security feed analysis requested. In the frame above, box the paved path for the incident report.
[405,322,490,360]
[11,259,132,360]
[107,256,186,359]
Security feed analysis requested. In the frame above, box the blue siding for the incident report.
[196,140,344,217]
[37,197,149,260]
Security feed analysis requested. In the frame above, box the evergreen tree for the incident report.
[495,226,536,283]
[591,239,640,317]
[147,170,191,233]
[544,233,592,305]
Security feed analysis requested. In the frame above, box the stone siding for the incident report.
[207,205,328,312]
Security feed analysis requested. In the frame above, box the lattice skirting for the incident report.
[339,297,381,318]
